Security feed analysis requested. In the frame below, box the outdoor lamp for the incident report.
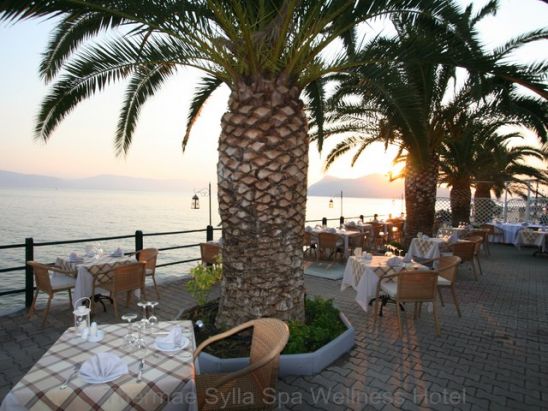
[329,198,334,208]
[392,226,398,232]
[191,194,200,210]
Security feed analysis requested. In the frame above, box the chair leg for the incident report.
[28,289,39,319]
[68,288,73,309]
[126,291,131,307]
[471,261,479,281]
[413,302,419,320]
[476,256,483,275]
[432,301,441,336]
[112,294,119,319]
[450,286,462,318]
[396,300,403,337]
[437,287,445,306]
[42,295,53,327]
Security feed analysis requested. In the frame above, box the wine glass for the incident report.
[121,313,138,349]
[137,300,151,333]
[147,302,159,328]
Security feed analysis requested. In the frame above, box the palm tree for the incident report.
[0,0,461,327]
[317,3,547,241]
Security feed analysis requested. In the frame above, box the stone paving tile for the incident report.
[0,244,547,410]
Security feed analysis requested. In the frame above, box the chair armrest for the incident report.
[193,320,255,360]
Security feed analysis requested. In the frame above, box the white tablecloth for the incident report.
[341,256,425,312]
[56,255,135,305]
[494,223,543,244]
[406,237,449,261]
[307,228,363,258]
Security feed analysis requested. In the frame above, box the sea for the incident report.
[0,188,404,311]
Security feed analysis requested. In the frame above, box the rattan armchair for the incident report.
[436,256,462,317]
[303,231,317,259]
[450,238,482,280]
[200,242,221,265]
[136,248,159,299]
[373,270,440,336]
[194,318,289,410]
[318,232,343,261]
[27,261,76,326]
[95,262,146,318]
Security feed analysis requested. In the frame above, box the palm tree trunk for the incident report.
[474,182,493,223]
[215,78,307,328]
[450,178,472,225]
[404,154,439,243]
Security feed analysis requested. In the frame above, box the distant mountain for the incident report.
[0,170,193,192]
[308,174,449,198]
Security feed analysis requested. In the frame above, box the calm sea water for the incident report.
[0,188,404,310]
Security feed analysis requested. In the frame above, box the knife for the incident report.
[137,359,144,382]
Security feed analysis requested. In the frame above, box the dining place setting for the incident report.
[1,301,198,411]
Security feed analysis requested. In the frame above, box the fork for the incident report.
[59,363,80,390]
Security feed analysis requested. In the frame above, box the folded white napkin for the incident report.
[421,234,430,240]
[155,326,183,349]
[110,247,124,257]
[387,256,404,267]
[68,252,83,263]
[79,352,128,384]
[347,221,356,227]
[362,252,372,260]
[328,227,336,233]
[305,226,313,232]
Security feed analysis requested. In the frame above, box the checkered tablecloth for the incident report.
[516,230,548,252]
[4,321,197,411]
[342,256,425,312]
[56,255,135,305]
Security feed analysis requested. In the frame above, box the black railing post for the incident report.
[340,216,345,226]
[359,214,364,222]
[24,237,34,309]
[206,225,214,242]
[135,230,143,255]
[322,217,327,227]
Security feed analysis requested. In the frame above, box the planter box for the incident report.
[197,312,355,377]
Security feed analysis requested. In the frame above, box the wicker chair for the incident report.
[374,270,440,336]
[451,238,481,280]
[26,261,76,326]
[318,232,343,261]
[194,318,289,410]
[137,248,159,299]
[466,229,490,256]
[303,231,317,259]
[96,262,146,318]
[436,256,463,317]
[200,242,221,265]
[371,222,388,250]
[348,233,366,256]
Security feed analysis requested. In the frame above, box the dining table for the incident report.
[55,254,135,306]
[306,226,363,258]
[0,320,197,411]
[493,222,543,244]
[341,255,426,312]
[406,236,452,261]
[515,229,548,253]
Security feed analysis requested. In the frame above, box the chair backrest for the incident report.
[200,242,221,264]
[451,240,475,261]
[397,270,438,301]
[349,234,364,248]
[437,256,462,283]
[111,262,145,292]
[27,261,53,294]
[249,319,290,392]
[303,231,313,246]
[138,248,158,272]
[465,235,483,255]
[480,224,495,235]
[318,232,339,249]
[371,222,386,238]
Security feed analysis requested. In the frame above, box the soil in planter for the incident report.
[179,297,347,358]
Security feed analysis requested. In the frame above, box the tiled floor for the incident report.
[0,244,546,410]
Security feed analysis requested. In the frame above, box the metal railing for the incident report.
[0,214,380,309]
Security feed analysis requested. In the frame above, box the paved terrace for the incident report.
[0,244,546,410]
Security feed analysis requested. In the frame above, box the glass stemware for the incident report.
[121,313,138,349]
[147,302,159,328]
[137,300,151,334]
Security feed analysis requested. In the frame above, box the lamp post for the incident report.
[191,182,213,240]
[328,191,344,225]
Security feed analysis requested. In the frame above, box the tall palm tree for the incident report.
[0,0,460,327]
[316,3,547,241]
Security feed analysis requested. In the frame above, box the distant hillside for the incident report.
[308,174,449,198]
[0,170,192,192]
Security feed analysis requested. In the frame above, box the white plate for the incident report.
[153,336,189,352]
[79,371,125,384]
[87,330,105,343]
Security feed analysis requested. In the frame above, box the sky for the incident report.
[0,0,546,187]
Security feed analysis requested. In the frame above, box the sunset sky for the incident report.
[0,0,546,187]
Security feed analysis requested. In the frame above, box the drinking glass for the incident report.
[137,300,151,333]
[121,313,138,349]
[147,301,159,328]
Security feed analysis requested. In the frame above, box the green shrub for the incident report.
[283,297,347,354]
[186,258,222,306]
